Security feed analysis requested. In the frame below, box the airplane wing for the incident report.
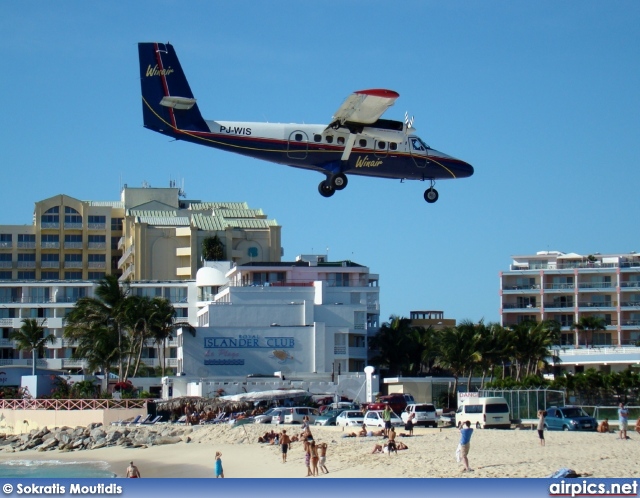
[330,89,399,127]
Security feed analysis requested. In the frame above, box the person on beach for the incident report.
[280,429,291,463]
[618,403,629,440]
[214,451,224,478]
[126,461,141,478]
[310,440,319,476]
[459,420,474,472]
[304,440,312,476]
[318,442,329,474]
[383,405,392,437]
[537,410,546,446]
[598,418,610,433]
[405,413,415,436]
[387,426,397,454]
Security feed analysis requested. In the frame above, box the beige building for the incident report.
[118,187,282,280]
[0,186,282,283]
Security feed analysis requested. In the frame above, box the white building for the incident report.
[179,254,380,379]
[500,250,640,374]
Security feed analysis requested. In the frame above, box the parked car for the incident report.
[402,403,438,427]
[366,393,414,414]
[455,397,511,429]
[363,410,403,428]
[283,407,319,424]
[270,408,290,425]
[336,410,366,427]
[315,409,346,426]
[254,407,279,424]
[544,406,597,431]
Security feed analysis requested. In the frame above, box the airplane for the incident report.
[137,42,474,203]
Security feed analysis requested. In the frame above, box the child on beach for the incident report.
[318,442,329,474]
[215,451,224,478]
[537,410,546,446]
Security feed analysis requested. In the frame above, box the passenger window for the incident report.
[359,139,367,147]
[314,134,322,142]
[326,136,333,144]
[378,141,386,149]
[295,133,303,141]
[337,136,345,145]
[390,143,398,151]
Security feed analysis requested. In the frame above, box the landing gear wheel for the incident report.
[318,180,335,198]
[424,187,439,203]
[331,173,348,191]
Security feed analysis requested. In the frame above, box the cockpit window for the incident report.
[410,137,428,152]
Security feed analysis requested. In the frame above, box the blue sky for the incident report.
[1,1,639,324]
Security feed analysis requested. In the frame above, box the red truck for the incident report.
[364,393,415,414]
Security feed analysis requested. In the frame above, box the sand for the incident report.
[1,423,639,478]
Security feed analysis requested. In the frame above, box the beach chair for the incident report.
[134,414,153,426]
[142,415,162,425]
[122,415,142,427]
[174,415,187,424]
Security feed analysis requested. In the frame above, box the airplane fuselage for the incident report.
[161,119,473,182]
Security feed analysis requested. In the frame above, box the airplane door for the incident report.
[287,130,308,160]
[374,139,388,158]
[409,136,428,168]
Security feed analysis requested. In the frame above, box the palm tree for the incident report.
[148,297,194,377]
[434,322,481,399]
[10,318,55,376]
[368,315,415,376]
[575,315,606,348]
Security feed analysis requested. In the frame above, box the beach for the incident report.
[1,423,638,478]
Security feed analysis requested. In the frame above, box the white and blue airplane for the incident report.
[138,42,473,203]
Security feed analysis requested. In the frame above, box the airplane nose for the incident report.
[458,160,474,178]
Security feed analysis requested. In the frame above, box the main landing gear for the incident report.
[318,173,348,198]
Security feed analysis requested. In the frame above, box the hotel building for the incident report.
[500,250,640,373]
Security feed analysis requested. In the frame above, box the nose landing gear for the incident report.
[423,179,439,203]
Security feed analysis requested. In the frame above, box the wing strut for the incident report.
[341,133,357,163]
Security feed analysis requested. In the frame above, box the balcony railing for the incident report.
[579,282,613,289]
[64,223,83,230]
[17,242,36,249]
[88,242,106,250]
[64,261,83,269]
[88,223,106,230]
[0,399,147,410]
[544,283,575,290]
[41,242,60,249]
[64,242,83,249]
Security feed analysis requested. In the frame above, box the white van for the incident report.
[283,407,320,424]
[455,397,511,429]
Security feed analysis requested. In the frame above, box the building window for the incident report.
[329,273,350,287]
[0,234,11,248]
[111,237,120,250]
[0,272,11,280]
[88,272,105,280]
[18,234,35,243]
[65,254,82,263]
[64,206,82,224]
[41,271,59,279]
[247,247,258,258]
[41,206,59,223]
[0,254,10,262]
[18,253,36,262]
[41,253,59,262]
[111,218,123,231]
[18,271,36,280]
[88,254,106,263]
[41,234,59,245]
[88,215,106,224]
[65,271,82,279]
[88,235,106,244]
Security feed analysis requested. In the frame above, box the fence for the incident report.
[0,399,147,410]
[480,388,565,421]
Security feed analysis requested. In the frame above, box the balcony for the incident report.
[87,223,106,230]
[0,261,12,268]
[620,301,640,309]
[64,261,83,269]
[0,242,12,249]
[17,261,36,269]
[88,261,106,269]
[41,223,59,230]
[64,242,83,249]
[88,242,106,250]
[577,301,614,309]
[41,261,60,268]
[543,283,575,290]
[17,242,36,249]
[41,242,60,249]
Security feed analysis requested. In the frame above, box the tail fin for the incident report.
[138,42,208,135]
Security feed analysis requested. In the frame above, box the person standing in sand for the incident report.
[214,451,224,478]
[383,405,392,437]
[126,461,141,478]
[280,429,291,463]
[304,439,312,476]
[458,420,474,472]
[310,440,320,476]
[537,410,546,446]
[318,442,329,474]
[618,403,629,440]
